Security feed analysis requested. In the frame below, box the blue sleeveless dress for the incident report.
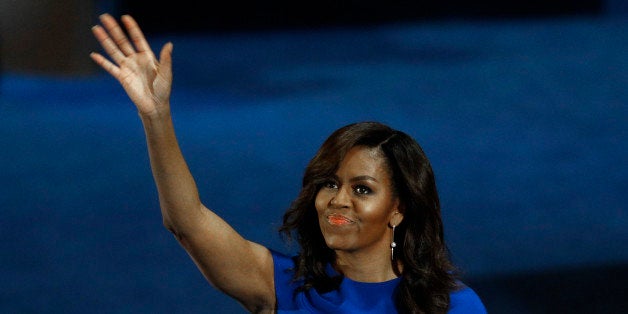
[272,250,487,313]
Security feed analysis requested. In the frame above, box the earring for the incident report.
[390,225,397,260]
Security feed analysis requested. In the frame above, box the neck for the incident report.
[334,249,400,282]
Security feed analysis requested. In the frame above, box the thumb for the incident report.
[159,42,173,75]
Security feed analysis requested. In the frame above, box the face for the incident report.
[315,146,402,255]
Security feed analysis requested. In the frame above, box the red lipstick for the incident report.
[327,214,355,226]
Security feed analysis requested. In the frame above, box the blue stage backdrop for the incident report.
[0,2,626,313]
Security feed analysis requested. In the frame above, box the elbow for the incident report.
[161,207,184,236]
[162,215,173,231]
[160,203,205,243]
[163,220,187,244]
[162,216,193,245]
[162,217,180,237]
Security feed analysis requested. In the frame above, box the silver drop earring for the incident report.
[390,225,397,260]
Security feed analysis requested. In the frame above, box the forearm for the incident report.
[93,14,276,309]
[140,110,202,233]
[140,111,276,308]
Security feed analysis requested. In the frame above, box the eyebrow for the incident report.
[349,175,379,183]
[330,174,379,183]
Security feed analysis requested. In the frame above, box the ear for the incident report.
[389,201,404,227]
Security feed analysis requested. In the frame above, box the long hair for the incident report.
[279,121,458,313]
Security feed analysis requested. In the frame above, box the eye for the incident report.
[323,180,338,190]
[353,185,372,195]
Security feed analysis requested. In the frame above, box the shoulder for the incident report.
[270,249,296,269]
[448,282,487,314]
[270,249,299,283]
[270,250,302,310]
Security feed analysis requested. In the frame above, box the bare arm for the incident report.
[90,14,275,312]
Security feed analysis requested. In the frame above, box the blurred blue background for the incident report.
[1,1,626,313]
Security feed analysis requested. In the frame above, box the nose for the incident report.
[330,185,351,208]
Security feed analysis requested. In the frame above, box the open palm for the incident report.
[90,14,173,116]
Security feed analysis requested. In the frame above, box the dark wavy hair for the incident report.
[279,121,459,313]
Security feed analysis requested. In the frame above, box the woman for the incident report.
[90,13,486,313]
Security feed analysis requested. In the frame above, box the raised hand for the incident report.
[90,14,173,117]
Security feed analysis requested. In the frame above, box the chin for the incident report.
[323,235,351,251]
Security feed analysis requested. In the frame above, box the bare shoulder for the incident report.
[235,241,277,312]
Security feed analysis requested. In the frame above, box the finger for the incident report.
[121,15,156,59]
[91,25,127,64]
[90,52,121,79]
[159,42,173,77]
[99,13,136,56]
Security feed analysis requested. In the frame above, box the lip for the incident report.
[326,214,356,226]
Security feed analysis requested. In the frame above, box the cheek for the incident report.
[359,200,394,222]
[314,190,326,213]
